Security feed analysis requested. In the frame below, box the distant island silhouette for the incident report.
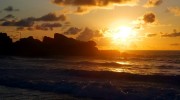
[0,32,120,57]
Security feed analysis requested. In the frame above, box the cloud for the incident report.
[35,23,62,31]
[36,13,66,21]
[52,0,139,14]
[4,14,16,19]
[144,0,162,8]
[16,23,62,31]
[15,18,35,27]
[133,12,156,29]
[1,17,35,27]
[167,7,180,16]
[143,12,156,23]
[52,0,139,6]
[64,27,82,35]
[76,27,102,41]
[170,43,180,46]
[0,12,67,32]
[76,28,95,41]
[1,13,66,28]
[0,14,16,21]
[146,33,157,37]
[161,29,180,37]
[4,6,19,12]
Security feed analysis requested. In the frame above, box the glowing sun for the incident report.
[112,26,133,42]
[104,25,137,46]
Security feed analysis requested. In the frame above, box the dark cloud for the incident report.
[35,23,62,31]
[1,21,15,26]
[1,17,35,27]
[53,0,97,6]
[134,12,156,29]
[144,0,162,8]
[52,0,138,6]
[16,23,62,31]
[76,27,102,41]
[143,12,156,23]
[64,27,82,35]
[53,0,139,13]
[36,13,66,21]
[167,7,180,16]
[170,43,180,46]
[14,18,35,27]
[4,14,16,19]
[147,33,157,37]
[4,6,19,12]
[161,29,180,37]
[1,13,66,28]
[0,14,16,21]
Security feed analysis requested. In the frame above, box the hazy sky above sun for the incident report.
[0,0,180,50]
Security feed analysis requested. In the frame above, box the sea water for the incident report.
[0,50,180,100]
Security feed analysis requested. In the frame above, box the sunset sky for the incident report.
[0,0,180,50]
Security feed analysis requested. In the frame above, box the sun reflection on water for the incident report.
[116,61,131,65]
[110,67,140,74]
[110,68,124,72]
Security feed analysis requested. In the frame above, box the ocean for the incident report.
[0,50,180,100]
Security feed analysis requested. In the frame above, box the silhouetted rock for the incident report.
[14,36,43,56]
[0,32,13,55]
[0,32,99,57]
[43,33,99,56]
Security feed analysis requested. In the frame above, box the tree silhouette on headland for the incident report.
[0,32,99,57]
